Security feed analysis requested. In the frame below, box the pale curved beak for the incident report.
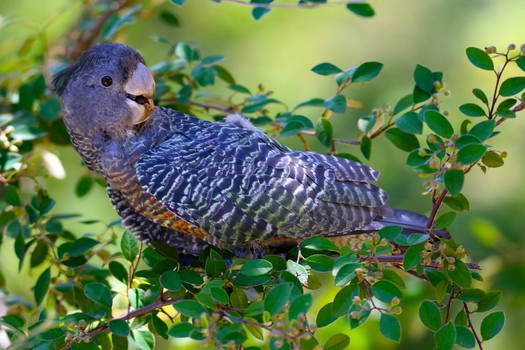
[124,62,155,124]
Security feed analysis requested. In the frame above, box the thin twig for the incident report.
[463,302,483,350]
[445,283,455,323]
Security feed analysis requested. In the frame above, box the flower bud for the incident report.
[443,90,451,96]
[391,296,400,306]
[448,264,455,271]
[485,46,497,54]
[424,242,433,251]
[352,296,361,305]
[350,311,360,319]
[4,125,14,134]
[508,43,516,51]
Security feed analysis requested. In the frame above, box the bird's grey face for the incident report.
[53,43,155,140]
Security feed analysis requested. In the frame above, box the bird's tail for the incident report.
[353,207,450,239]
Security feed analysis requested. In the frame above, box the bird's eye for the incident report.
[101,76,113,87]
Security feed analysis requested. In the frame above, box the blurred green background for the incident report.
[1,0,525,349]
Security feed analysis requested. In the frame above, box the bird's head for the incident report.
[53,42,155,140]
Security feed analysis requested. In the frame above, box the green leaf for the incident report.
[499,77,525,96]
[34,267,51,306]
[240,259,273,276]
[434,212,456,229]
[414,64,434,93]
[264,283,291,315]
[379,314,401,342]
[316,118,333,147]
[295,98,325,110]
[311,62,342,75]
[352,62,383,82]
[242,98,279,113]
[133,329,155,350]
[477,291,502,312]
[305,254,334,272]
[210,287,229,304]
[252,7,271,20]
[444,169,464,196]
[229,84,251,94]
[466,47,494,71]
[75,176,93,197]
[419,300,442,331]
[159,10,180,26]
[457,144,486,164]
[169,322,194,337]
[300,236,338,251]
[472,88,488,105]
[403,244,424,270]
[170,0,185,5]
[443,194,470,211]
[287,260,308,285]
[469,120,495,141]
[173,300,206,318]
[289,294,312,320]
[435,323,456,350]
[334,263,360,286]
[395,111,422,134]
[455,326,476,348]
[84,282,112,308]
[425,110,454,138]
[39,98,61,121]
[378,225,402,241]
[316,302,337,327]
[385,128,420,152]
[109,319,129,337]
[357,114,377,133]
[324,94,346,113]
[480,311,504,341]
[121,231,139,262]
[371,280,401,303]
[516,55,525,71]
[360,136,371,160]
[324,333,350,350]
[346,4,375,17]
[448,260,472,288]
[393,94,413,115]
[109,261,128,285]
[160,271,182,291]
[4,186,21,206]
[280,121,308,137]
[459,103,486,117]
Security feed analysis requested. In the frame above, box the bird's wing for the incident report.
[135,121,387,245]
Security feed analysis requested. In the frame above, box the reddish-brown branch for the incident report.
[445,284,455,323]
[464,302,484,350]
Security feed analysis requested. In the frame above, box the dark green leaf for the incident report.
[472,88,488,104]
[477,291,502,312]
[84,282,112,307]
[393,94,413,115]
[4,186,21,206]
[169,322,194,337]
[240,259,273,276]
[425,110,453,138]
[173,300,206,318]
[241,98,279,113]
[159,10,179,26]
[395,111,422,134]
[334,263,360,286]
[121,231,139,262]
[295,98,325,110]
[371,280,401,303]
[316,118,333,147]
[434,212,456,229]
[305,254,334,272]
[252,7,271,20]
[469,120,494,141]
[170,0,185,5]
[456,326,475,348]
[264,283,291,315]
[516,56,525,71]
[435,323,456,350]
[75,176,93,197]
[403,244,424,270]
[448,260,472,288]
[109,319,129,337]
[311,62,342,75]
[419,300,442,331]
[324,94,346,113]
[466,47,494,71]
[480,312,504,341]
[346,3,375,17]
[414,64,434,93]
[300,236,338,251]
[379,314,401,342]
[289,294,312,320]
[160,271,182,291]
[455,134,480,148]
[109,261,128,285]
[457,144,486,164]
[459,103,486,117]
[499,77,525,96]
[352,62,383,82]
[444,169,464,196]
[316,302,337,327]
[34,267,50,306]
[360,136,371,160]
[179,269,203,285]
[210,287,229,304]
[280,121,308,137]
[378,225,402,241]
[324,333,350,350]
[30,240,48,268]
[385,128,420,152]
[407,150,430,167]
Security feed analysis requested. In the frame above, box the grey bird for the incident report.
[53,42,448,257]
